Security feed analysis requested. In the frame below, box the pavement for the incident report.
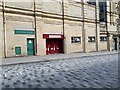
[0,51,119,88]
[0,51,119,65]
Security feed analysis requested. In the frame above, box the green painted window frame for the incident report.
[15,46,21,55]
[14,30,34,35]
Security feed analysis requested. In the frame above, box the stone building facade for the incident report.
[0,0,119,58]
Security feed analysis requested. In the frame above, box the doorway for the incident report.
[27,38,35,56]
[113,38,117,50]
[46,39,63,55]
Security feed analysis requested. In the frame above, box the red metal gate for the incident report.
[46,39,63,55]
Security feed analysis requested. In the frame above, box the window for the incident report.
[15,46,21,55]
[87,0,96,6]
[100,36,107,41]
[99,2,107,22]
[88,37,95,42]
[71,37,81,43]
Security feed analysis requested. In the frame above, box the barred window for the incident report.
[71,37,81,43]
[88,37,95,42]
[100,36,107,41]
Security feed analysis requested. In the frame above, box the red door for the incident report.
[49,42,55,54]
[46,42,49,55]
[55,41,62,53]
[46,39,63,55]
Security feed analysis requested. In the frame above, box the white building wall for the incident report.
[64,22,83,54]
[68,3,82,17]
[5,2,34,10]
[42,0,62,14]
[1,0,113,57]
[5,15,34,57]
[36,18,46,56]
[85,23,96,52]
[99,35,107,51]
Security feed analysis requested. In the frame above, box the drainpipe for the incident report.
[105,2,110,51]
[34,0,37,55]
[109,2,112,24]
[2,0,6,58]
[118,2,120,50]
[62,0,65,53]
[82,0,86,53]
[95,3,98,51]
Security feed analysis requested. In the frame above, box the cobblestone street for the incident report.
[1,53,118,88]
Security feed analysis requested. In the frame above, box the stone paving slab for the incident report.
[0,53,118,88]
[0,51,118,65]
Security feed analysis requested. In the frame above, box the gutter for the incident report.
[95,5,98,51]
[62,0,65,53]
[2,0,6,58]
[82,1,86,53]
[34,0,37,55]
